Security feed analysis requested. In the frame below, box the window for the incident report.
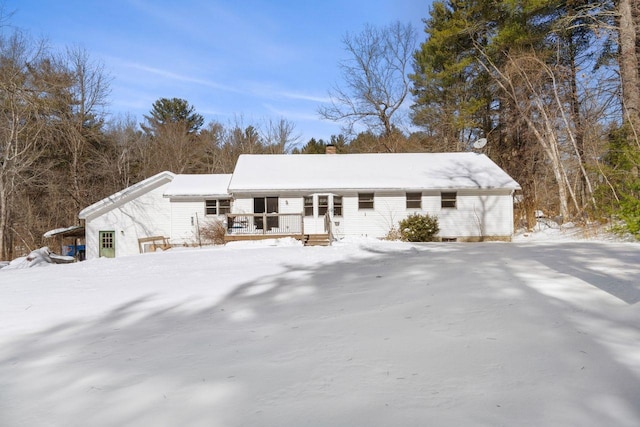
[406,192,422,209]
[304,196,313,216]
[205,200,217,215]
[333,196,343,216]
[358,193,374,209]
[205,199,231,216]
[441,192,457,208]
[219,199,231,215]
[254,197,279,230]
[318,195,329,216]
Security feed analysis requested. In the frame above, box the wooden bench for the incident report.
[138,236,172,253]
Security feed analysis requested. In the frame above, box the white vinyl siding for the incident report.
[231,190,514,241]
[436,190,514,238]
[84,182,172,259]
[338,190,513,240]
[169,199,208,244]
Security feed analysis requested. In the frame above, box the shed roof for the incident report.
[163,174,232,198]
[79,171,175,220]
[228,153,520,192]
[43,225,85,238]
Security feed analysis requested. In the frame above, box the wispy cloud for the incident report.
[262,103,324,123]
[241,80,331,104]
[278,91,332,104]
[123,61,243,94]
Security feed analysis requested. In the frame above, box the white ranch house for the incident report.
[78,152,520,259]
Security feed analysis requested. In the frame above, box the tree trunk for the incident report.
[619,0,640,135]
[0,181,9,260]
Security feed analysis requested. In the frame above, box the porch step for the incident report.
[304,234,331,247]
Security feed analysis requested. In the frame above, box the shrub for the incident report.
[383,227,403,241]
[399,213,439,242]
[199,219,226,245]
[616,190,640,238]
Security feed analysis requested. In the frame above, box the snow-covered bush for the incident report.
[399,214,439,242]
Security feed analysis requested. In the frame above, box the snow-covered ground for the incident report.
[1,230,640,426]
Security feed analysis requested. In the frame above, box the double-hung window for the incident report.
[206,199,231,215]
[333,196,343,216]
[318,196,329,216]
[406,192,422,209]
[441,192,457,209]
[358,193,374,209]
[205,200,218,215]
[304,196,313,216]
[218,199,231,215]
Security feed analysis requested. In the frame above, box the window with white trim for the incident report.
[205,200,217,215]
[304,196,313,216]
[406,192,422,209]
[441,192,457,209]
[318,195,329,216]
[205,199,231,215]
[333,196,343,216]
[358,193,374,209]
[219,199,231,215]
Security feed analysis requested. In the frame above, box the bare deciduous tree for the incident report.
[618,0,640,136]
[0,31,67,258]
[478,51,596,220]
[59,46,110,214]
[261,118,300,154]
[319,21,416,150]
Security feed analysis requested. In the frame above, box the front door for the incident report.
[99,231,115,258]
[303,194,340,234]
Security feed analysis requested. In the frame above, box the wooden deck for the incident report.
[224,213,331,246]
[224,233,330,246]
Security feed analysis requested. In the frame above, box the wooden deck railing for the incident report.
[324,211,334,242]
[226,213,304,237]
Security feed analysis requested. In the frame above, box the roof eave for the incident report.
[228,185,520,193]
[164,194,231,199]
[79,171,175,220]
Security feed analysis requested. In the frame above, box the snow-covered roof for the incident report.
[43,225,84,238]
[79,171,175,220]
[228,153,521,192]
[163,174,232,198]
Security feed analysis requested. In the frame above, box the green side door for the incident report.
[99,231,115,258]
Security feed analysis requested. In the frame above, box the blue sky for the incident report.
[7,1,429,144]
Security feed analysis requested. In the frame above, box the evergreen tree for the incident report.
[141,97,204,136]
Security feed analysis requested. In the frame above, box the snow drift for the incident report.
[0,237,639,426]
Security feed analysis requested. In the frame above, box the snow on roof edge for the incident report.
[43,225,84,238]
[163,174,232,198]
[79,171,175,220]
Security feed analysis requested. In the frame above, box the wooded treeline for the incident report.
[1,0,639,258]
[411,0,640,234]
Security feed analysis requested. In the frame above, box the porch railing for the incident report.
[324,211,334,242]
[226,213,304,236]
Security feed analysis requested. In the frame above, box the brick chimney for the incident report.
[325,144,337,154]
